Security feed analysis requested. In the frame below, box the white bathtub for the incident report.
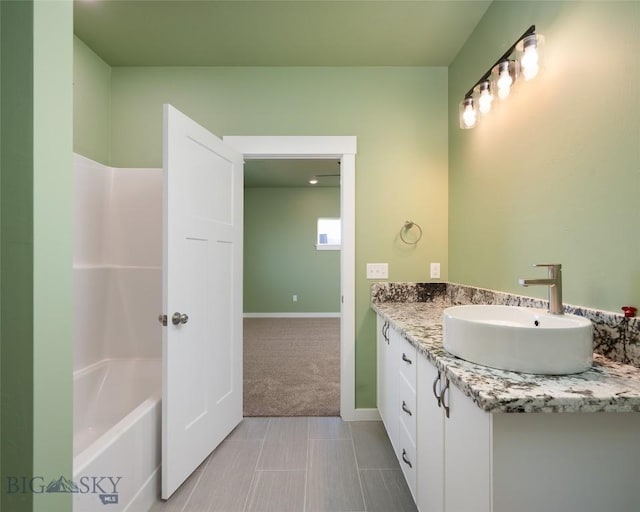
[73,358,161,511]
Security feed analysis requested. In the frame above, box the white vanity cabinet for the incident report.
[377,313,640,512]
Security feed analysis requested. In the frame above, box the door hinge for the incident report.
[158,314,167,326]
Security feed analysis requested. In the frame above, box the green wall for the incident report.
[105,66,449,408]
[1,2,34,509]
[1,1,73,511]
[244,187,340,313]
[449,1,640,312]
[73,36,111,165]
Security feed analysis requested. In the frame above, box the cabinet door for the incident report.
[384,324,400,449]
[443,383,491,512]
[376,315,389,427]
[417,356,444,512]
[398,415,418,500]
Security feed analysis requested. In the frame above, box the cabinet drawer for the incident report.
[397,372,416,443]
[398,338,417,390]
[397,418,417,501]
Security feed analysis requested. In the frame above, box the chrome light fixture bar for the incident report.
[459,25,543,129]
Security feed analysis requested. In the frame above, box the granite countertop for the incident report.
[372,301,640,413]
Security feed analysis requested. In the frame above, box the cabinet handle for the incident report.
[401,449,413,468]
[432,371,442,407]
[402,353,412,364]
[401,401,412,416]
[441,377,451,418]
[382,321,389,344]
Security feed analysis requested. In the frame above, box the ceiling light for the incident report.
[309,173,339,185]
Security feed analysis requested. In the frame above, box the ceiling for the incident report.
[244,159,340,188]
[74,0,492,67]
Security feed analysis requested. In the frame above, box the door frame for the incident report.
[224,136,369,421]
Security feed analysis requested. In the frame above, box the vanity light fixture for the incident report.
[309,176,319,185]
[459,25,543,129]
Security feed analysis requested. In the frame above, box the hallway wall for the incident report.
[244,186,340,314]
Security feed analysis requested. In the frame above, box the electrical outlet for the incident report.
[430,262,441,279]
[292,294,298,302]
[366,263,389,279]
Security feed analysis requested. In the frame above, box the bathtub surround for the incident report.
[73,154,162,370]
[73,154,162,511]
[372,282,640,369]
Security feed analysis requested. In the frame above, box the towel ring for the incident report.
[400,220,423,245]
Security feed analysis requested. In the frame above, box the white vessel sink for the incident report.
[443,305,593,375]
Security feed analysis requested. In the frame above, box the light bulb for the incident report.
[520,38,540,81]
[309,177,318,185]
[516,34,544,80]
[477,83,493,114]
[459,97,478,129]
[497,68,513,99]
[462,103,477,128]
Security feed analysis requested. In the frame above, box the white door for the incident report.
[161,104,243,499]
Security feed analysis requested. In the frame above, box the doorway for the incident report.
[243,159,341,416]
[223,136,360,421]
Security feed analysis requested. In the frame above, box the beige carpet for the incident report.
[243,317,340,417]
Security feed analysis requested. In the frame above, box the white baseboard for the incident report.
[341,408,381,422]
[243,312,341,318]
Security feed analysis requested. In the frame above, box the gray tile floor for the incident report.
[151,417,417,512]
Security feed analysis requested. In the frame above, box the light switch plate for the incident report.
[430,262,441,279]
[367,263,389,279]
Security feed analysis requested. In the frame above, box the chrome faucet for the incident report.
[518,263,563,315]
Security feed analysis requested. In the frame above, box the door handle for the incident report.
[172,312,189,325]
